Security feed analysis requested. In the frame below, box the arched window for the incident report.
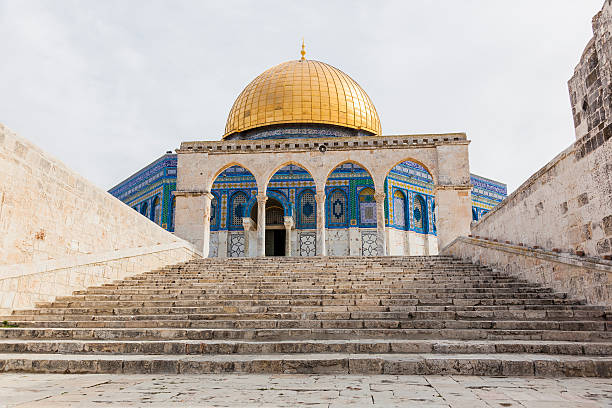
[266,204,284,225]
[170,197,176,231]
[392,190,406,228]
[432,201,437,234]
[328,189,348,226]
[358,187,376,226]
[152,196,161,224]
[140,202,148,218]
[413,195,427,233]
[472,208,478,221]
[210,195,218,228]
[230,191,248,227]
[298,189,316,228]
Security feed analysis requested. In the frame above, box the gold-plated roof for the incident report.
[223,59,381,138]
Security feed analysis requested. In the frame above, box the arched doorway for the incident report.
[265,164,316,257]
[250,197,286,256]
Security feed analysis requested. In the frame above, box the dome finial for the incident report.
[300,38,306,61]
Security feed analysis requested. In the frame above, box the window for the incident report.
[230,191,248,227]
[472,208,478,221]
[140,202,148,218]
[358,187,376,226]
[413,195,427,233]
[170,197,176,230]
[210,195,218,227]
[432,201,436,234]
[152,197,161,224]
[266,205,284,225]
[298,190,316,228]
[328,189,348,226]
[393,190,406,228]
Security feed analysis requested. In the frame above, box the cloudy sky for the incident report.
[0,0,604,193]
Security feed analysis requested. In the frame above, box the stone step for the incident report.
[5,309,606,322]
[20,298,586,312]
[4,254,608,377]
[12,305,603,318]
[53,289,559,302]
[143,276,513,282]
[0,352,609,377]
[36,294,572,309]
[1,327,610,342]
[13,305,602,319]
[0,339,608,356]
[3,319,608,331]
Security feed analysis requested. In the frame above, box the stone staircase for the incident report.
[0,256,610,376]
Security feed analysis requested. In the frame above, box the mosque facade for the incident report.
[109,49,506,257]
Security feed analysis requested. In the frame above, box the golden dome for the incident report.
[224,59,381,138]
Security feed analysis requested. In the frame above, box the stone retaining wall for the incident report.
[0,124,189,265]
[471,139,612,258]
[443,236,612,306]
[0,242,199,314]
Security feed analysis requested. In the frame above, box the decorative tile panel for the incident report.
[361,232,378,256]
[228,233,245,258]
[299,232,316,257]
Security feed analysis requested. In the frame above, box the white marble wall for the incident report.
[387,228,438,256]
[326,229,349,256]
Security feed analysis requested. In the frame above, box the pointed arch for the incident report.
[326,161,376,228]
[265,163,316,227]
[383,157,436,185]
[211,164,258,231]
[209,161,259,191]
[324,159,375,181]
[263,161,317,191]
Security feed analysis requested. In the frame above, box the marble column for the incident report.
[374,192,387,256]
[315,192,327,256]
[242,217,256,257]
[256,193,267,257]
[284,216,294,256]
[201,192,213,258]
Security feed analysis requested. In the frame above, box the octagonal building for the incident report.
[110,48,506,257]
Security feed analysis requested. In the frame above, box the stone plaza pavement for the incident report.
[0,374,610,407]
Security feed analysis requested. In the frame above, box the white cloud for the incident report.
[0,0,603,192]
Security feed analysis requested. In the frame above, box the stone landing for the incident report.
[1,374,610,407]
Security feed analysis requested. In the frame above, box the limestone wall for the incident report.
[0,124,200,312]
[0,242,198,314]
[470,139,612,258]
[0,124,190,265]
[444,237,612,306]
